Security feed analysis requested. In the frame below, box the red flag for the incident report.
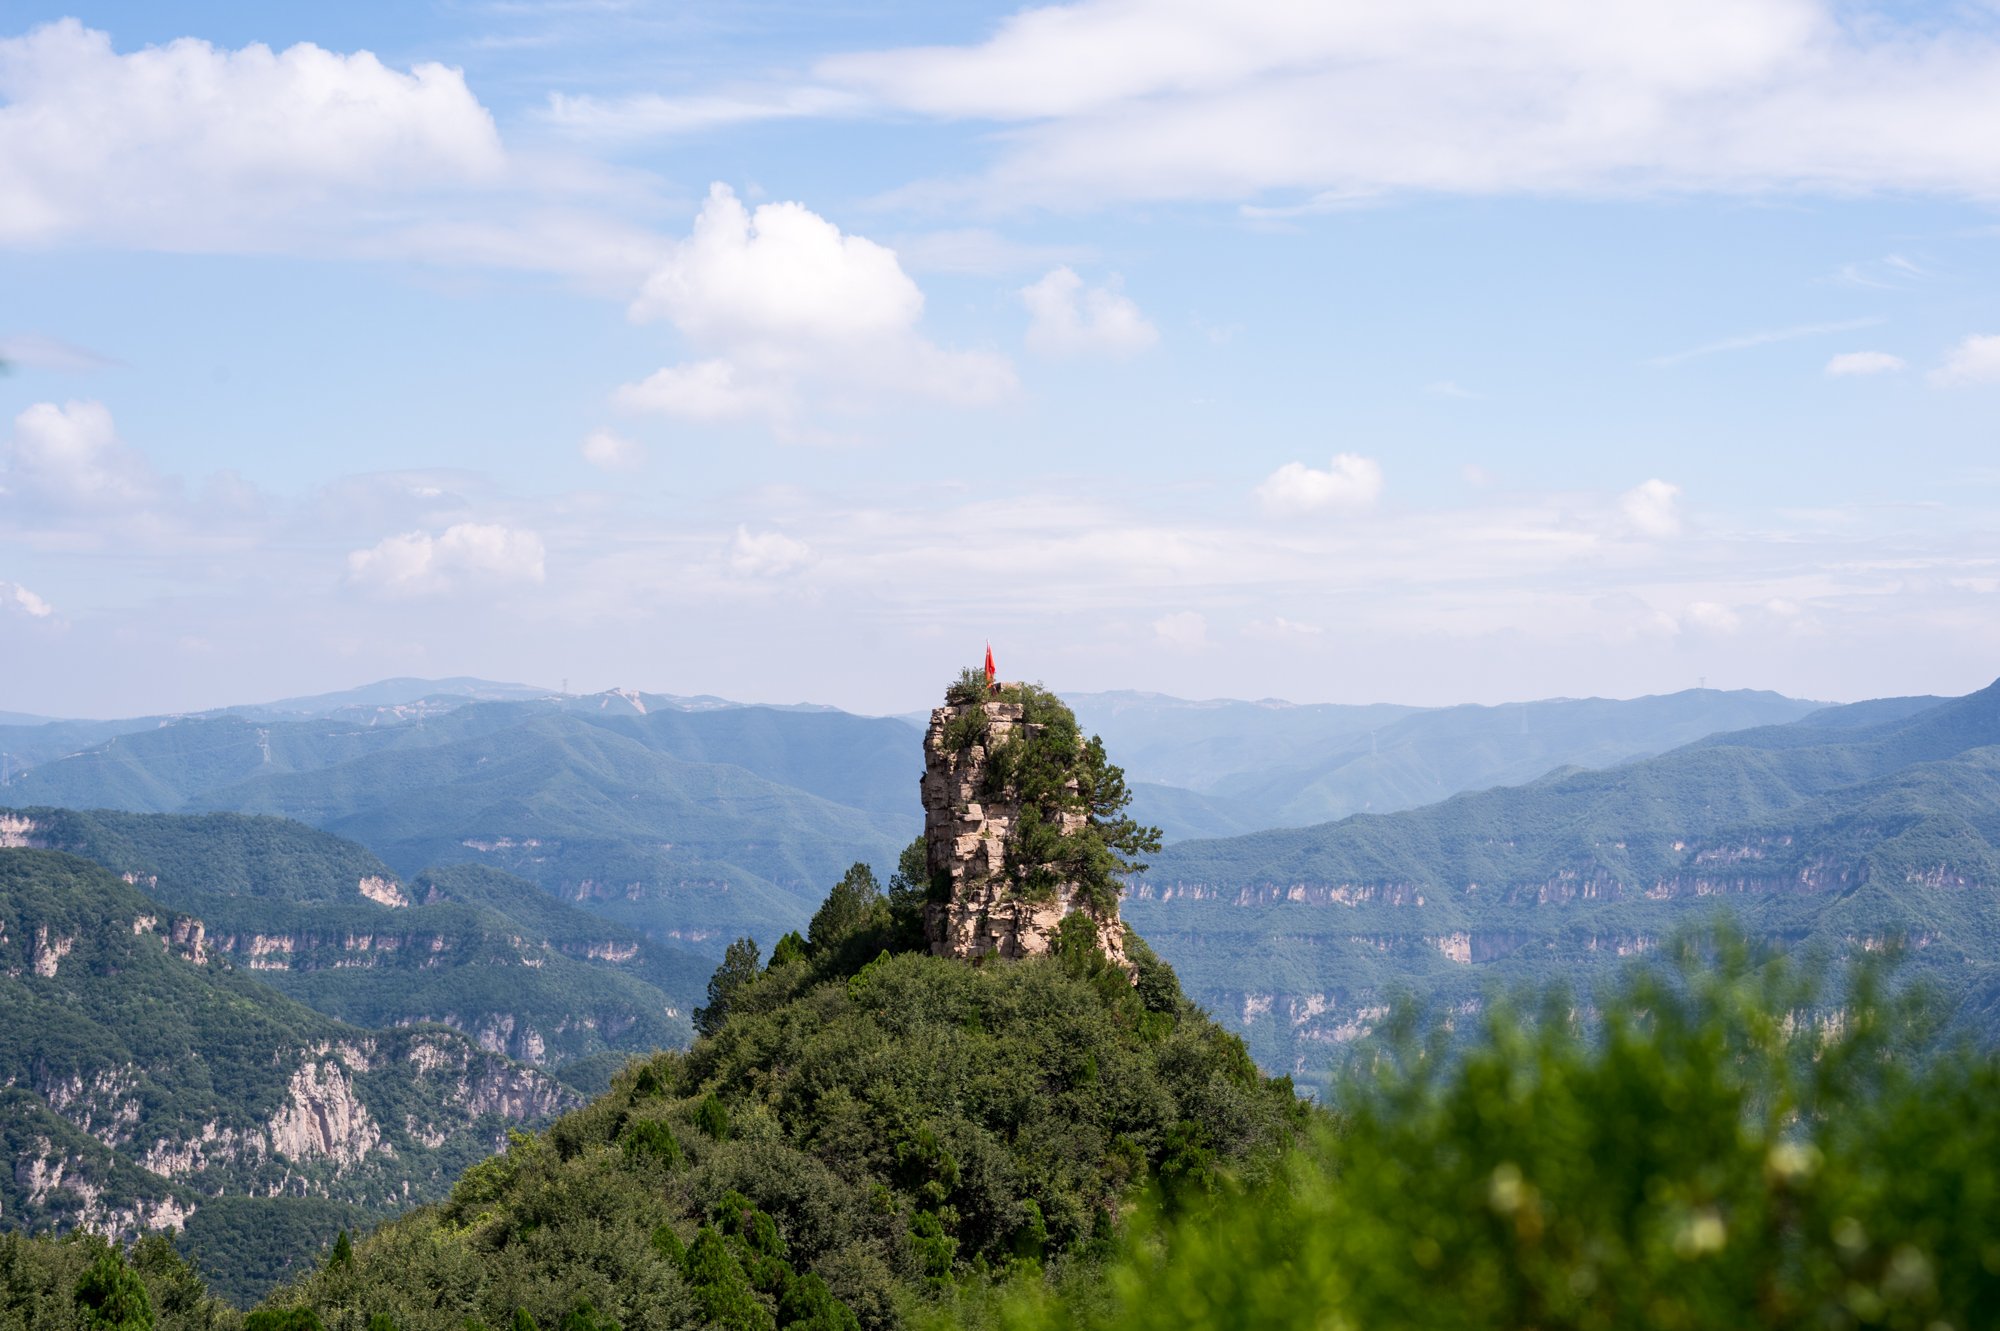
[983,643,997,685]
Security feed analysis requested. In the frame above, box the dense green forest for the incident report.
[246,858,1299,1331]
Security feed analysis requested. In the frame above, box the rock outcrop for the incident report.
[921,688,1132,971]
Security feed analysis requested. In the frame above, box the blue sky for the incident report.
[2,0,1999,717]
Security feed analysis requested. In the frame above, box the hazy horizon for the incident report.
[5,666,1948,725]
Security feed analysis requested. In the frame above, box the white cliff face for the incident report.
[266,1061,382,1166]
[12,1134,194,1238]
[358,875,410,908]
[30,925,74,977]
[0,813,37,848]
[141,1121,259,1178]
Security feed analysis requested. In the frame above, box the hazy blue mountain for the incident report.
[1130,680,2000,1077]
[243,677,550,715]
[0,716,178,774]
[1065,692,1423,791]
[2,696,920,953]
[0,709,56,726]
[1076,687,1823,839]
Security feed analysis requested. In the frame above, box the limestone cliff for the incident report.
[921,684,1138,972]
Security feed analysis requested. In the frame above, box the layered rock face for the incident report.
[921,690,1131,970]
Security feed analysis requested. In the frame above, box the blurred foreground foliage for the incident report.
[932,928,1999,1331]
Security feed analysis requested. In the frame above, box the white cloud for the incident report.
[346,522,546,595]
[580,428,646,471]
[1424,380,1479,399]
[1153,611,1208,650]
[2,400,160,508]
[1684,600,1742,634]
[1255,454,1384,517]
[1824,351,1905,377]
[1244,616,1323,639]
[1021,267,1158,358]
[728,526,813,578]
[544,86,860,139]
[1621,478,1683,537]
[0,20,504,250]
[803,0,2000,208]
[1929,334,2000,387]
[617,184,1015,432]
[1649,318,1881,367]
[3,581,53,617]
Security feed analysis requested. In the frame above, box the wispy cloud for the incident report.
[1648,317,1883,367]
[0,334,121,372]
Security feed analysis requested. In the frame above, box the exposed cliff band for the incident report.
[920,671,1160,973]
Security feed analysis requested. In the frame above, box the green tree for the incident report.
[695,937,762,1036]
[695,1093,731,1141]
[76,1250,154,1331]
[681,1228,772,1331]
[807,864,887,957]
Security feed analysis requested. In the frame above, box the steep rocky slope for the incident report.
[0,850,574,1294]
[1,809,703,1072]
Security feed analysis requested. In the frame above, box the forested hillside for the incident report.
[258,868,1301,1331]
[0,850,574,1302]
[1133,679,2000,1074]
[2,809,704,1073]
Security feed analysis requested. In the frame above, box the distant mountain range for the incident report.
[1132,680,2000,1076]
[1,689,924,951]
[17,672,1983,1089]
[1067,687,1828,838]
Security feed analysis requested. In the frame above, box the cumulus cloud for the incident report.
[799,0,2000,208]
[580,429,645,471]
[1021,267,1158,358]
[1824,351,1905,377]
[1928,334,2000,388]
[1683,600,1742,634]
[1255,454,1384,517]
[617,184,1014,433]
[0,20,504,250]
[3,580,53,618]
[346,522,546,595]
[2,400,161,509]
[1620,478,1683,537]
[728,527,813,577]
[1153,611,1208,650]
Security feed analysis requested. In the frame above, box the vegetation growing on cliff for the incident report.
[943,674,1161,916]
